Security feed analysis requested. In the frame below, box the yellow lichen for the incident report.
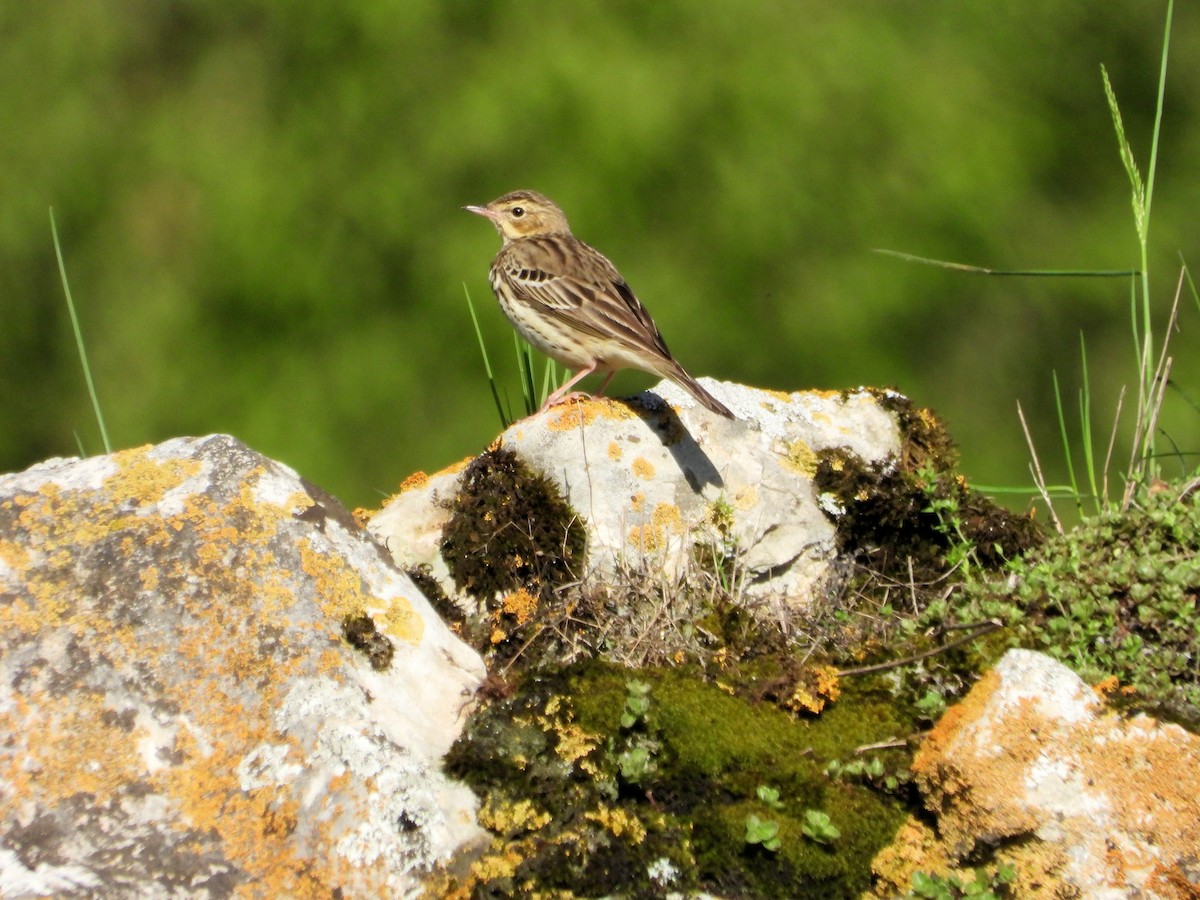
[479,798,553,835]
[627,502,685,552]
[631,457,655,479]
[781,439,818,478]
[378,598,422,643]
[584,806,646,843]
[553,722,601,767]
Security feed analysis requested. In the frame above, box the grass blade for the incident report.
[464,283,510,427]
[1051,370,1082,519]
[1077,333,1099,513]
[50,208,111,454]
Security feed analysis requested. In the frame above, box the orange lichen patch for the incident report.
[297,540,424,645]
[468,846,524,884]
[492,588,539,629]
[0,586,70,633]
[545,397,637,431]
[631,457,655,480]
[868,816,1070,900]
[607,442,623,461]
[553,721,601,767]
[867,817,951,896]
[627,502,685,553]
[1,445,429,894]
[1093,674,1120,697]
[0,692,145,805]
[102,444,204,507]
[780,439,818,478]
[759,388,795,403]
[784,665,842,715]
[630,492,646,514]
[913,665,1200,883]
[911,668,1001,785]
[479,797,552,836]
[399,471,431,493]
[283,491,315,515]
[159,727,337,897]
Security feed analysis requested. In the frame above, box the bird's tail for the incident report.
[665,365,735,419]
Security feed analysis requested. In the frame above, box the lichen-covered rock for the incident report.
[0,435,487,898]
[871,649,1200,899]
[370,380,902,615]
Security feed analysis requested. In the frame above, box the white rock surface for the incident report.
[370,380,903,611]
[0,435,487,898]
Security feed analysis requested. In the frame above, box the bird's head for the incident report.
[464,190,572,242]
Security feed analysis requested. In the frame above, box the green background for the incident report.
[3,2,1198,511]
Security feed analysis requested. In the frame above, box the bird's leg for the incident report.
[540,361,601,411]
[594,371,617,397]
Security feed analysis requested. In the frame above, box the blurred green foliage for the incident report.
[3,1,1198,510]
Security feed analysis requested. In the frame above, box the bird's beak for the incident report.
[463,204,496,220]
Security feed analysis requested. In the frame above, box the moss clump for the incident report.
[444,660,912,898]
[815,395,1041,583]
[441,447,587,603]
[406,563,462,625]
[960,480,1200,727]
[340,613,394,670]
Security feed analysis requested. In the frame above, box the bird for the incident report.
[464,190,734,419]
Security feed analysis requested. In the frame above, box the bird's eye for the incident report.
[511,207,525,218]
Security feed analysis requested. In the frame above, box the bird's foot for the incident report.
[539,391,596,413]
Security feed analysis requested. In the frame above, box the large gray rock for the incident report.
[370,380,902,613]
[0,435,487,898]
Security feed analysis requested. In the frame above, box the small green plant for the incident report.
[755,785,784,810]
[743,814,781,852]
[826,756,901,792]
[616,745,655,783]
[620,678,653,728]
[908,862,1016,899]
[914,687,948,721]
[699,495,742,593]
[800,809,840,845]
[610,678,659,785]
[916,463,976,573]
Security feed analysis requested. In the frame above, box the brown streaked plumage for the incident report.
[464,190,734,419]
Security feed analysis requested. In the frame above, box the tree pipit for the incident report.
[464,190,734,419]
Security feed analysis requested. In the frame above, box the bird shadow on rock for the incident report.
[624,394,725,492]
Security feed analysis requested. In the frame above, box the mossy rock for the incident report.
[445,660,914,898]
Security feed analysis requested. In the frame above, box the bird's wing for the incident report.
[496,237,674,362]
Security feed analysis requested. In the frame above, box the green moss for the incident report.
[960,479,1200,727]
[440,447,587,602]
[445,660,911,897]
